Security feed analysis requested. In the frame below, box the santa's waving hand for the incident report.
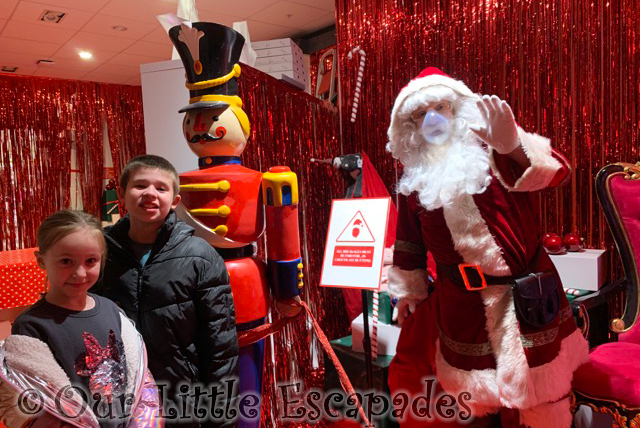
[469,95,519,155]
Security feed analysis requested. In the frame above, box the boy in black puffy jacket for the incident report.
[94,154,238,428]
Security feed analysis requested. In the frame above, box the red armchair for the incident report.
[571,162,640,427]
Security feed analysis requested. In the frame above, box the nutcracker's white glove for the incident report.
[392,297,424,326]
[469,95,519,155]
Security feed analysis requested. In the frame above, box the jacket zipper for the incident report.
[185,359,198,381]
[136,267,143,329]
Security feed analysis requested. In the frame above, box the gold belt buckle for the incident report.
[458,264,488,291]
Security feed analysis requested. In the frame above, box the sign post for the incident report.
[320,197,391,394]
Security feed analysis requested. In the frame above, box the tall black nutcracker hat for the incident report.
[168,22,250,135]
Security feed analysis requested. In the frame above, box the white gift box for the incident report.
[254,44,303,60]
[268,70,308,85]
[351,313,401,356]
[256,62,305,73]
[255,55,303,66]
[548,249,607,291]
[253,38,301,50]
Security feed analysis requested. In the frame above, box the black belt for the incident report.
[215,244,255,260]
[437,245,543,291]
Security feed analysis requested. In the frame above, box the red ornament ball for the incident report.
[564,233,582,252]
[542,232,559,242]
[543,235,565,254]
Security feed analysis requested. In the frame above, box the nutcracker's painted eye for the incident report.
[186,119,190,124]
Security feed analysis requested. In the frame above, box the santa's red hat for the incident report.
[387,67,475,156]
[391,67,474,119]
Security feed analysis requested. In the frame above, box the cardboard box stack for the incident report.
[253,38,308,89]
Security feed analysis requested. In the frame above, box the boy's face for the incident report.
[122,167,180,226]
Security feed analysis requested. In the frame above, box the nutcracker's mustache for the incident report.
[189,127,227,144]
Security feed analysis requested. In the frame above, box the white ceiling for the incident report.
[0,0,335,85]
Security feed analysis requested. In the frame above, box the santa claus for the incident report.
[386,68,589,428]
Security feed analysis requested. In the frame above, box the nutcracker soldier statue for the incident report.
[168,22,304,428]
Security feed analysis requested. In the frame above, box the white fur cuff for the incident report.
[491,128,562,192]
[387,266,428,299]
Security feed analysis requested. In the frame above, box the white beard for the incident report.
[391,90,492,211]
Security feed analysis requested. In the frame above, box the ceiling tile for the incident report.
[302,12,335,33]
[63,31,135,52]
[44,56,104,73]
[0,19,7,31]
[81,14,157,40]
[34,66,87,79]
[123,74,141,86]
[0,50,44,66]
[93,62,138,76]
[0,0,19,20]
[53,44,117,62]
[0,36,60,55]
[124,40,172,58]
[12,1,94,30]
[194,11,244,28]
[37,0,111,13]
[2,20,76,44]
[288,0,335,12]
[197,0,274,18]
[99,0,180,24]
[81,71,132,84]
[105,52,161,67]
[3,66,39,76]
[246,20,292,42]
[141,26,169,44]
[249,1,327,29]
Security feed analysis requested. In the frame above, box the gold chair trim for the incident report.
[571,390,640,428]
[605,162,640,334]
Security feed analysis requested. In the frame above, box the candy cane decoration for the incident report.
[347,46,366,123]
[371,291,379,359]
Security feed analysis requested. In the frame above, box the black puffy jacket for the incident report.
[94,211,238,428]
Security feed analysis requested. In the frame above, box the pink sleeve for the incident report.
[127,370,164,428]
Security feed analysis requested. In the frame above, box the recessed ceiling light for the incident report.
[39,10,66,23]
[112,25,128,31]
[78,51,93,59]
[2,66,18,72]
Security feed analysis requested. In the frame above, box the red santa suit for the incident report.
[386,68,589,428]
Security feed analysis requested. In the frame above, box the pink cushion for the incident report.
[573,342,640,406]
[609,175,640,341]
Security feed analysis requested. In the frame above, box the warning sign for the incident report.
[333,246,374,267]
[336,211,375,243]
[320,197,391,290]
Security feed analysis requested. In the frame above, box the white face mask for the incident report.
[420,110,454,145]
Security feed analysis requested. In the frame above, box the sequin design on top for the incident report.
[75,330,127,403]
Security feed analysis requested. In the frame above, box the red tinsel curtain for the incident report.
[335,0,640,279]
[74,83,104,218]
[0,74,145,251]
[101,83,146,213]
[238,66,348,427]
[0,74,73,250]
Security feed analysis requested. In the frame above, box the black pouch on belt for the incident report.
[512,272,561,328]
